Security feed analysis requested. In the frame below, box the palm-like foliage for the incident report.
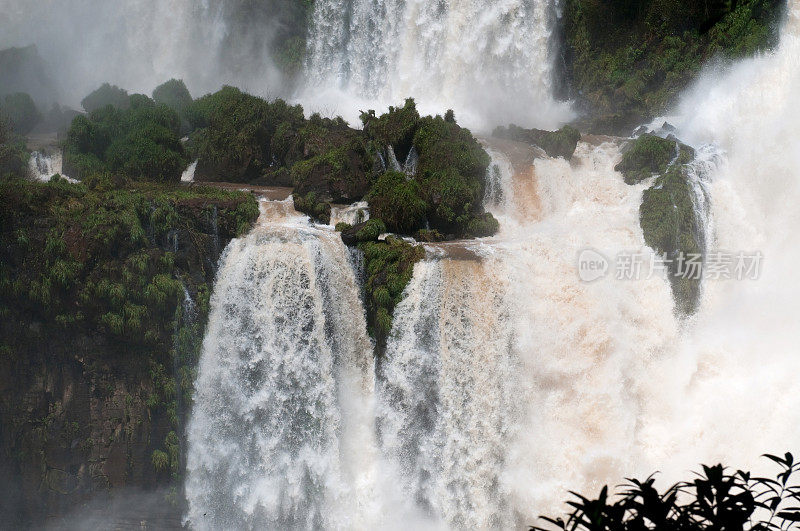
[533,453,800,531]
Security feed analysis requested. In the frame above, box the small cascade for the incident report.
[403,146,419,177]
[387,145,403,172]
[329,201,370,227]
[684,145,721,257]
[171,284,197,490]
[181,160,198,182]
[27,150,75,182]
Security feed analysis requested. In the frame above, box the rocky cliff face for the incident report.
[0,178,259,527]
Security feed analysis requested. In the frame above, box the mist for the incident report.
[0,0,301,108]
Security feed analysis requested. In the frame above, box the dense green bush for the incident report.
[0,120,29,179]
[563,0,784,132]
[0,92,41,135]
[153,79,193,134]
[368,171,427,234]
[64,92,188,181]
[81,83,130,113]
[152,79,192,115]
[189,86,306,183]
[0,177,258,349]
[533,452,800,531]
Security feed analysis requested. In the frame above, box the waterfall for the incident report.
[378,258,520,528]
[185,200,381,529]
[181,3,800,529]
[329,201,369,227]
[181,160,198,183]
[304,0,572,129]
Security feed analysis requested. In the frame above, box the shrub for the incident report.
[189,86,306,182]
[368,171,427,234]
[355,218,386,242]
[152,79,192,115]
[293,191,331,224]
[81,83,130,113]
[0,92,41,135]
[64,92,188,181]
[532,452,800,531]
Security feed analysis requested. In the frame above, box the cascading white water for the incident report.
[376,4,800,526]
[378,257,521,528]
[329,201,369,227]
[180,3,800,529]
[304,0,572,129]
[185,200,381,529]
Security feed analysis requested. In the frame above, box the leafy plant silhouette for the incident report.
[532,453,800,531]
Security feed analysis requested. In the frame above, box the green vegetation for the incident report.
[616,133,694,185]
[188,91,496,238]
[0,177,258,354]
[153,79,193,134]
[188,86,306,184]
[152,79,192,116]
[81,83,130,113]
[640,165,703,313]
[563,0,784,132]
[493,124,582,160]
[0,119,29,179]
[0,92,41,135]
[368,171,427,234]
[64,93,189,181]
[533,452,800,531]
[618,134,703,314]
[359,237,424,346]
[293,191,331,224]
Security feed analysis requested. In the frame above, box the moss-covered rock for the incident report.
[358,237,424,347]
[622,133,703,314]
[616,133,694,185]
[640,165,703,313]
[0,177,259,524]
[293,191,331,224]
[493,124,582,159]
